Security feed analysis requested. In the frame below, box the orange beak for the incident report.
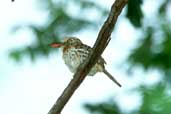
[50,42,63,48]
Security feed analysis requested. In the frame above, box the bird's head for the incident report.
[50,37,82,48]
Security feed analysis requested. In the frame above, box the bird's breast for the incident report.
[62,46,81,73]
[62,45,104,75]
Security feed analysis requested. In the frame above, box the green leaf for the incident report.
[126,0,143,28]
[84,101,121,114]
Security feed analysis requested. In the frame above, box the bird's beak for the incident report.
[50,42,63,48]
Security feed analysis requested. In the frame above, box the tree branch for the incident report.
[48,0,128,114]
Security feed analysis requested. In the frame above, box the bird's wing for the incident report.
[75,44,107,65]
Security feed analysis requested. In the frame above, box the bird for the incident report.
[50,37,121,87]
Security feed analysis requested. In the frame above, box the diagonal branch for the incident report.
[48,0,128,114]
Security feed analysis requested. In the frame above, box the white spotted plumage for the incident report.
[62,43,104,76]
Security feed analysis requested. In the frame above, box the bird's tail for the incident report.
[103,69,121,87]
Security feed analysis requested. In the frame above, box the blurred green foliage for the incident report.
[84,100,121,114]
[126,0,143,27]
[129,25,171,72]
[84,83,171,114]
[128,0,171,80]
[10,0,105,61]
[138,84,171,114]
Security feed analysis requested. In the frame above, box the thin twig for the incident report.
[48,0,128,114]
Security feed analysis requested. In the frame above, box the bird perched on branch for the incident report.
[50,37,121,87]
